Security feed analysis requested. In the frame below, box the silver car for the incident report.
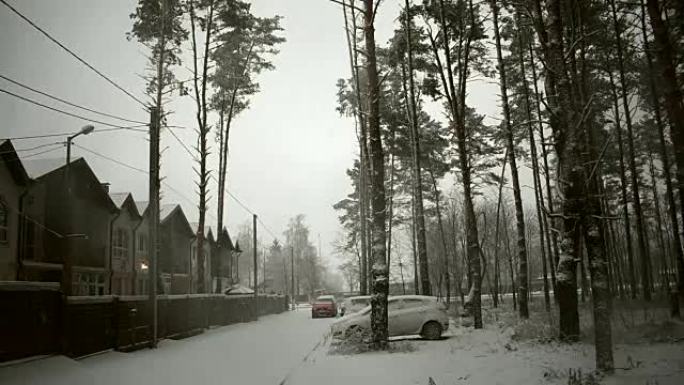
[331,295,449,340]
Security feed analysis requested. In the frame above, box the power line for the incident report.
[0,141,61,155]
[0,87,149,131]
[166,126,198,161]
[1,126,147,141]
[0,74,147,124]
[73,143,216,222]
[22,144,63,158]
[209,174,279,241]
[0,0,148,108]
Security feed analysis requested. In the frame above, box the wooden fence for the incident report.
[0,283,288,362]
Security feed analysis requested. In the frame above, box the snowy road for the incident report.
[0,308,336,385]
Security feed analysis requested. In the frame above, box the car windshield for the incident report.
[315,297,334,303]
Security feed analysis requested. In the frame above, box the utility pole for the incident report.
[291,246,295,310]
[148,106,160,349]
[148,0,165,349]
[253,214,258,316]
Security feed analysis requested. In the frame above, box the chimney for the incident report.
[101,183,110,193]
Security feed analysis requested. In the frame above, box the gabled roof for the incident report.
[160,203,193,237]
[21,157,68,180]
[0,140,30,185]
[22,157,116,212]
[220,227,235,250]
[109,192,141,218]
[136,201,149,215]
[109,192,129,208]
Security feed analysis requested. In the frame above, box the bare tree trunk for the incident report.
[429,169,450,305]
[362,0,389,349]
[189,0,215,294]
[432,0,482,328]
[528,42,558,296]
[607,70,638,298]
[403,0,431,296]
[503,205,517,310]
[492,153,508,308]
[609,0,652,300]
[491,1,529,318]
[542,0,581,340]
[640,0,684,295]
[516,22,550,312]
[342,0,369,295]
[649,151,670,293]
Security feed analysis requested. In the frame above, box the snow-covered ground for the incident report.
[286,319,684,385]
[2,308,682,385]
[0,309,336,385]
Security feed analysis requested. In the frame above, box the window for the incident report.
[137,233,146,253]
[74,272,106,296]
[388,299,404,311]
[0,199,8,244]
[403,298,425,309]
[113,228,130,269]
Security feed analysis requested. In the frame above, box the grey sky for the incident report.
[0,0,404,269]
[1,0,531,273]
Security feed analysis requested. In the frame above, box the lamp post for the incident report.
[62,124,95,296]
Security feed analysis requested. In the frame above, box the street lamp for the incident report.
[62,124,95,296]
[66,124,95,165]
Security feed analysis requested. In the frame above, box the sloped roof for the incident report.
[22,157,116,212]
[136,201,149,214]
[0,140,30,185]
[110,192,141,218]
[109,192,129,208]
[160,203,193,237]
[21,157,68,180]
[160,203,178,222]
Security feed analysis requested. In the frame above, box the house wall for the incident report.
[110,205,140,295]
[190,238,211,293]
[0,162,21,280]
[160,213,192,294]
[133,214,149,295]
[22,164,113,294]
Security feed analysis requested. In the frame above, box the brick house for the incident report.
[109,192,141,295]
[20,157,117,295]
[0,140,30,280]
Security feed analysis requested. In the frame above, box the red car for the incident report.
[311,295,337,318]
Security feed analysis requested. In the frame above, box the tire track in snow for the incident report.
[278,332,330,385]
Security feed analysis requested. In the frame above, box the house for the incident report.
[19,157,117,295]
[159,204,194,294]
[190,223,212,293]
[0,140,30,280]
[109,192,141,295]
[211,226,236,293]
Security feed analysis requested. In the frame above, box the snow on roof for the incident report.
[160,203,178,221]
[224,285,254,294]
[136,201,149,214]
[21,157,70,179]
[109,192,130,208]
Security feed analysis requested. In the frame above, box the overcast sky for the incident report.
[1,0,518,272]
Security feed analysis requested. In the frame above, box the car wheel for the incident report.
[421,321,442,340]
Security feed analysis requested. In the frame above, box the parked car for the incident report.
[311,295,337,318]
[339,295,371,316]
[331,295,449,340]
